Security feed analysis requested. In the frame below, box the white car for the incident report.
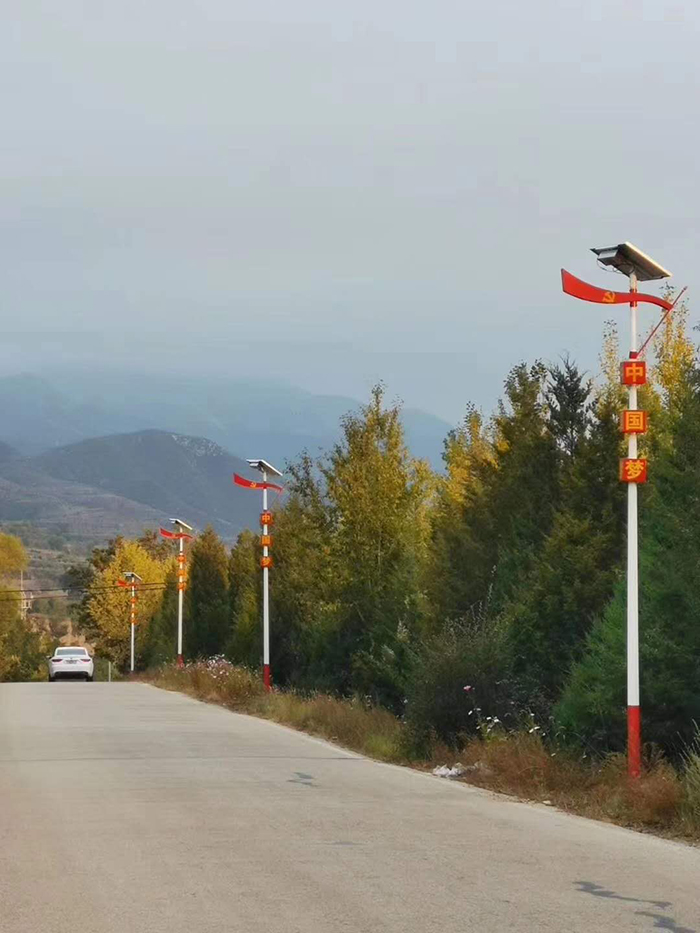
[48,647,94,682]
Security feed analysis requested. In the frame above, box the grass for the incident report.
[146,659,700,844]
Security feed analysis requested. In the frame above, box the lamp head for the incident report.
[246,458,283,478]
[169,517,193,532]
[591,242,671,282]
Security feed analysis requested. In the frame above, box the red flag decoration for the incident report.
[159,527,193,540]
[561,270,673,312]
[233,473,284,493]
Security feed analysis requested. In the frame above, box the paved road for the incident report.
[1,684,698,933]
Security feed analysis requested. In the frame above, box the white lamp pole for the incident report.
[578,242,673,779]
[122,572,142,673]
[262,471,271,691]
[242,458,283,692]
[130,579,136,673]
[160,519,193,668]
[626,273,641,777]
[177,533,185,667]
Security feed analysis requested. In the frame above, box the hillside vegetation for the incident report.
[0,430,259,542]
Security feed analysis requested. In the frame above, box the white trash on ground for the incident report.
[432,763,465,779]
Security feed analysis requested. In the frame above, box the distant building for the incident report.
[18,578,38,621]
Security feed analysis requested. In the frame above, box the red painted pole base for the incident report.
[628,705,641,779]
[263,663,271,692]
[176,654,184,669]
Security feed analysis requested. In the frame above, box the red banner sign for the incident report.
[620,360,647,386]
[620,411,648,435]
[561,270,673,312]
[233,473,284,493]
[620,459,648,484]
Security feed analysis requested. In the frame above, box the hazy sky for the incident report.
[2,1,697,423]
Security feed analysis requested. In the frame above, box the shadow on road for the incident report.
[575,882,695,933]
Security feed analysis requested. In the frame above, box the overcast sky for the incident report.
[1,1,697,423]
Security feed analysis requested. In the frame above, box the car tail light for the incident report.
[53,658,63,663]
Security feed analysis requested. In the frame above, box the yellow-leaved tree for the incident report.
[0,532,49,682]
[83,539,172,668]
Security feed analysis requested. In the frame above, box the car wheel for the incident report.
[49,675,54,682]
[87,675,94,682]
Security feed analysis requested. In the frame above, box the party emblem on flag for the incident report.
[619,459,648,484]
[261,556,273,569]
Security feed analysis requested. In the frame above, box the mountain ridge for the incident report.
[0,371,451,466]
[0,429,263,543]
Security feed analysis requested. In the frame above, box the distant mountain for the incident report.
[0,371,451,466]
[0,441,18,461]
[33,430,261,537]
[0,430,265,543]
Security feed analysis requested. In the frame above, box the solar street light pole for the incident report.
[262,473,271,691]
[160,520,194,668]
[626,274,641,778]
[130,580,136,673]
[236,459,284,691]
[121,572,143,674]
[562,243,675,779]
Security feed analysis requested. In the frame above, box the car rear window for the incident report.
[56,648,89,656]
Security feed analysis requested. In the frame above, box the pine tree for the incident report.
[505,363,625,707]
[320,385,432,706]
[556,365,700,753]
[480,362,560,613]
[142,570,178,667]
[185,526,230,659]
[428,407,496,622]
[228,529,261,668]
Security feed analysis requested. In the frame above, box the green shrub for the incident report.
[403,618,513,756]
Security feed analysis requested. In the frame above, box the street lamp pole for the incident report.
[120,571,143,673]
[562,242,674,779]
[626,273,641,777]
[160,519,194,667]
[261,471,271,691]
[235,459,284,691]
[130,579,136,673]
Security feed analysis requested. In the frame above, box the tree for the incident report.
[488,363,560,608]
[142,569,178,667]
[81,539,170,668]
[265,453,344,689]
[428,407,496,622]
[0,599,51,682]
[185,526,230,659]
[137,528,173,562]
[504,363,626,708]
[546,357,591,458]
[319,385,432,706]
[0,533,28,578]
[228,529,261,668]
[557,364,700,753]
